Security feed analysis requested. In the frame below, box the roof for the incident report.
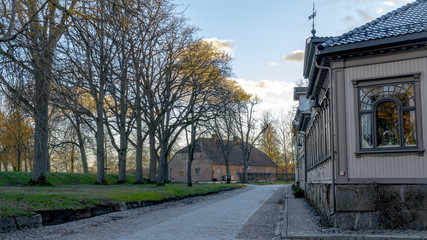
[293,98,311,132]
[303,37,331,78]
[298,99,310,112]
[293,87,308,100]
[319,0,427,50]
[178,138,278,167]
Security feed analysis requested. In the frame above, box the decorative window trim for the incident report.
[353,73,424,157]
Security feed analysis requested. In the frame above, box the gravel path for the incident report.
[237,186,286,239]
[1,184,286,240]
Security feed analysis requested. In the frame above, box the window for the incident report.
[356,74,423,154]
[179,168,184,176]
[195,168,200,176]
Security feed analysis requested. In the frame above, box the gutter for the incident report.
[317,31,427,56]
[314,61,336,216]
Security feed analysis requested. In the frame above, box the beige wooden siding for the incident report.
[344,57,427,179]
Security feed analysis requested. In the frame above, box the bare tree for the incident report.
[208,79,248,183]
[56,0,118,184]
[234,97,268,183]
[259,110,281,164]
[278,109,297,176]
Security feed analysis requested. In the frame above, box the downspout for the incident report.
[314,60,336,216]
[303,133,307,191]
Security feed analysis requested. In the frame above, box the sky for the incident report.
[173,0,413,116]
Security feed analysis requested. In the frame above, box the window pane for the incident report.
[376,101,400,147]
[403,110,417,146]
[361,114,373,148]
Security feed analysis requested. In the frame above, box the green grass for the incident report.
[0,171,138,186]
[0,172,243,217]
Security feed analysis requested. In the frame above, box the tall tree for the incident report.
[209,79,249,183]
[234,97,268,183]
[0,0,79,184]
[181,41,232,186]
[56,0,119,184]
[259,110,281,164]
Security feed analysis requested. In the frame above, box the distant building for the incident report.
[295,0,427,229]
[169,137,278,182]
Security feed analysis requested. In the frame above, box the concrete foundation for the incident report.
[305,183,427,230]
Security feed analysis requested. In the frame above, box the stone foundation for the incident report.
[305,183,427,230]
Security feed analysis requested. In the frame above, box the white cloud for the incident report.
[234,78,297,115]
[267,61,278,67]
[282,50,305,62]
[382,1,396,6]
[356,9,375,22]
[203,38,234,55]
[344,15,356,24]
[377,8,384,14]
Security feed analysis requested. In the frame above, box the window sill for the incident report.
[355,148,425,158]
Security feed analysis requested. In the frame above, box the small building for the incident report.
[169,137,278,182]
[298,0,427,229]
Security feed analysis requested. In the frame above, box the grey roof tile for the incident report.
[178,138,278,167]
[320,0,427,49]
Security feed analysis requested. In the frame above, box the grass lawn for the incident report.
[0,172,243,218]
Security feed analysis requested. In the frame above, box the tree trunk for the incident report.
[71,144,75,173]
[187,157,193,187]
[226,165,231,184]
[148,128,157,182]
[76,117,89,173]
[30,68,50,185]
[117,145,127,183]
[164,157,169,183]
[17,147,21,172]
[96,102,105,184]
[134,77,144,183]
[242,160,248,183]
[24,154,27,172]
[135,114,144,184]
[157,150,167,186]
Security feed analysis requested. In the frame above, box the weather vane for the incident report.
[308,2,317,36]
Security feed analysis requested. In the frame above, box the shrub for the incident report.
[293,188,304,198]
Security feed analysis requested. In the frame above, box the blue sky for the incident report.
[174,0,413,115]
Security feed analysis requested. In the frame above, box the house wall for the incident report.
[306,159,332,183]
[169,152,213,182]
[305,48,427,229]
[211,164,277,181]
[335,50,427,182]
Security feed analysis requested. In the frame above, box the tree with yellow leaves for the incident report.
[0,100,34,172]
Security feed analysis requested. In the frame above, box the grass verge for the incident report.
[0,172,243,218]
[0,171,137,186]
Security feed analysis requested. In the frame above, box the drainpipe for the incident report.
[314,60,336,216]
[303,133,307,191]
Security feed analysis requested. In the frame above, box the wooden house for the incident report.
[299,0,427,229]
